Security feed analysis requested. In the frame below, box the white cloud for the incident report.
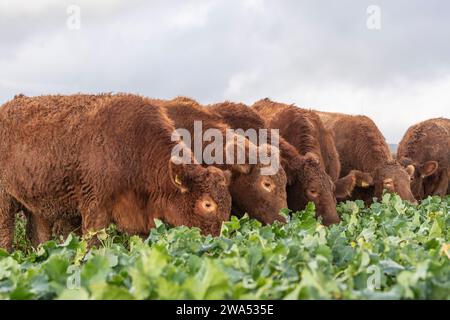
[0,0,449,142]
[168,2,214,28]
[224,69,262,98]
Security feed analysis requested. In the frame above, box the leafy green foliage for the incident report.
[1,195,449,300]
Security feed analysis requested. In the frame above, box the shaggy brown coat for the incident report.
[251,99,370,224]
[207,101,305,185]
[253,99,340,179]
[0,94,232,251]
[148,97,288,225]
[397,118,450,199]
[316,111,417,204]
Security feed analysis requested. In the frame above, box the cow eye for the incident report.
[261,178,274,192]
[307,189,319,198]
[202,200,216,211]
[197,197,217,214]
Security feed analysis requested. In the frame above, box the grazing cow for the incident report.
[148,97,288,225]
[0,94,232,251]
[397,118,450,199]
[206,102,305,209]
[251,99,370,224]
[316,111,417,204]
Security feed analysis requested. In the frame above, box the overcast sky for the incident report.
[1,0,449,143]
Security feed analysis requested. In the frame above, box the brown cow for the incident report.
[148,97,288,225]
[397,118,450,199]
[206,101,303,187]
[208,102,327,218]
[316,111,417,204]
[0,94,232,251]
[251,99,370,224]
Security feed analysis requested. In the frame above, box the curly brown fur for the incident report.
[253,99,322,159]
[207,101,298,179]
[252,99,341,181]
[147,97,288,225]
[316,111,416,204]
[398,118,450,199]
[208,102,303,210]
[210,100,340,225]
[0,94,232,251]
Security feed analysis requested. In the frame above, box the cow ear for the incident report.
[419,161,438,178]
[207,166,232,187]
[222,169,232,187]
[231,164,251,174]
[352,170,374,188]
[303,152,320,165]
[334,174,356,200]
[405,164,415,177]
[168,159,197,193]
[225,137,253,175]
[334,170,373,200]
[383,178,395,191]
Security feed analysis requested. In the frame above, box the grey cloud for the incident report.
[1,0,449,142]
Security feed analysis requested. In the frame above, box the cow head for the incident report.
[399,157,439,200]
[369,161,417,203]
[225,141,287,225]
[289,152,340,226]
[168,160,232,236]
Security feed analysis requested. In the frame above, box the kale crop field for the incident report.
[0,194,449,300]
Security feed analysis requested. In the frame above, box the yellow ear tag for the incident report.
[361,181,369,188]
[175,175,183,186]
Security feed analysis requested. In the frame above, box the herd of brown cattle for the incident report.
[0,94,448,251]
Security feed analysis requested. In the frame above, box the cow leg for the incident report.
[80,201,110,247]
[432,171,449,197]
[448,169,450,195]
[81,206,109,234]
[24,210,36,245]
[26,214,52,247]
[0,191,16,252]
[53,216,82,239]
